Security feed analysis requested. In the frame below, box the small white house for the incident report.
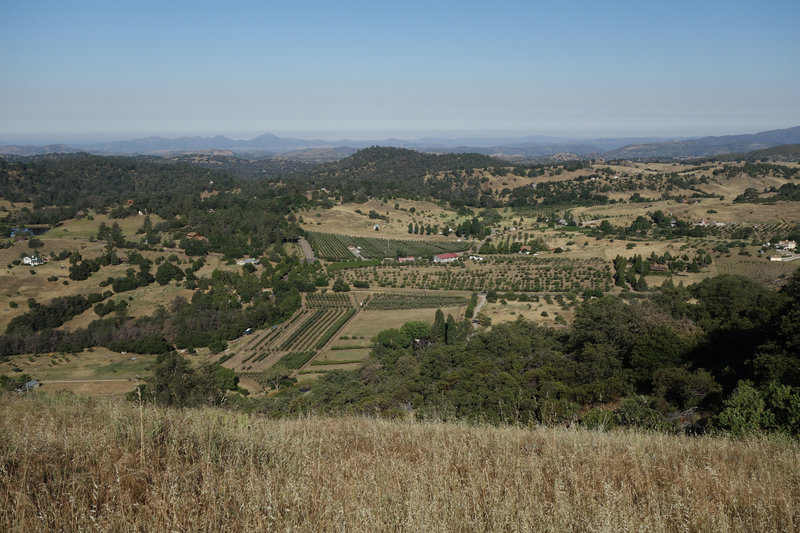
[23,256,45,266]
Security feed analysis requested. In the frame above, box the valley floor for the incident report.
[1,393,798,532]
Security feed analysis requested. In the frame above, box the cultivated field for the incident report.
[336,256,613,293]
[2,393,798,532]
[307,231,472,261]
[220,293,358,373]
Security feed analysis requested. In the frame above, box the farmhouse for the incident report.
[777,240,797,250]
[10,228,33,238]
[22,255,46,266]
[398,257,415,263]
[433,253,460,263]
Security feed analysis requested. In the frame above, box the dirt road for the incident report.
[297,238,315,263]
[472,293,487,330]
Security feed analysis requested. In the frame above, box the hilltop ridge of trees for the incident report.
[0,154,233,211]
[293,146,513,206]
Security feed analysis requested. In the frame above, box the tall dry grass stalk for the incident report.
[137,381,144,466]
[1,392,798,532]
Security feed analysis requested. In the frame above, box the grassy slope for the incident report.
[1,393,798,532]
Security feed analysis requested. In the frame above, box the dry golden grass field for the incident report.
[300,198,480,239]
[1,393,798,532]
[0,347,155,396]
[484,298,574,326]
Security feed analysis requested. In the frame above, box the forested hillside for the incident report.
[0,154,307,256]
[0,154,233,210]
[295,146,511,205]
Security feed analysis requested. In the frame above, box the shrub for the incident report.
[614,396,666,429]
[714,382,773,437]
[580,408,618,430]
[209,339,227,355]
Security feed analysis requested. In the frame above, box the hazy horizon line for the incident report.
[3,123,800,146]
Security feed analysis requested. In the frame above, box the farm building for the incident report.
[398,257,415,263]
[23,256,46,266]
[236,258,261,266]
[433,252,460,263]
[185,232,207,241]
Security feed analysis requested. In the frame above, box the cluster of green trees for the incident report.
[93,298,127,317]
[714,162,800,180]
[735,183,800,204]
[592,211,735,242]
[480,237,547,255]
[6,293,107,334]
[611,252,709,290]
[130,352,242,408]
[407,222,440,235]
[509,180,611,209]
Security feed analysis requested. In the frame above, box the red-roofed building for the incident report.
[433,253,460,263]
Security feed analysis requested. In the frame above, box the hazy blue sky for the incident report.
[2,0,799,142]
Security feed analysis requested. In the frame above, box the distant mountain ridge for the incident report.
[692,143,800,162]
[605,126,800,159]
[1,125,798,160]
[0,144,81,156]
[0,133,675,157]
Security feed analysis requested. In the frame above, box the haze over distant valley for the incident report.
[3,125,800,162]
